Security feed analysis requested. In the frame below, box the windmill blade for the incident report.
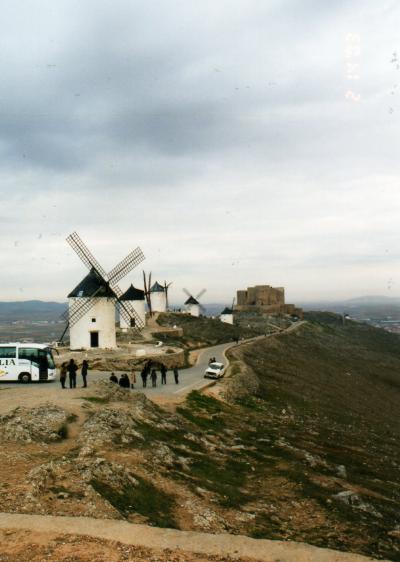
[182,288,191,297]
[112,284,145,329]
[148,272,152,315]
[68,296,104,328]
[196,288,207,300]
[60,307,69,321]
[143,271,148,293]
[59,322,69,343]
[66,232,108,279]
[118,299,145,330]
[199,303,207,313]
[108,247,145,285]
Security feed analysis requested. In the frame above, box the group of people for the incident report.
[59,358,180,391]
[208,356,217,364]
[109,362,179,389]
[59,358,88,389]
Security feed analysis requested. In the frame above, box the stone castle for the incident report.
[235,285,303,317]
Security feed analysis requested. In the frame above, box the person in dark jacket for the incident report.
[81,359,89,388]
[109,372,118,383]
[173,367,179,384]
[150,369,157,388]
[160,364,167,385]
[119,373,130,388]
[60,362,67,389]
[67,359,78,388]
[140,367,147,388]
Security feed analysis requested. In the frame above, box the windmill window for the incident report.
[91,318,96,323]
[78,290,84,297]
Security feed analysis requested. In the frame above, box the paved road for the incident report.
[86,341,234,398]
[0,341,235,400]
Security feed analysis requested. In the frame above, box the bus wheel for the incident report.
[19,372,31,384]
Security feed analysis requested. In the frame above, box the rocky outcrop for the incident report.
[0,404,71,443]
[221,360,260,403]
[78,407,145,448]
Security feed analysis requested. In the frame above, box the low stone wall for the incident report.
[55,348,185,372]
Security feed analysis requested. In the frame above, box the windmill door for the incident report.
[90,331,99,348]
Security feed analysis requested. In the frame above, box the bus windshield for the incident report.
[18,347,55,369]
[45,349,55,369]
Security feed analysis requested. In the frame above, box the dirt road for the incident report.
[0,513,385,562]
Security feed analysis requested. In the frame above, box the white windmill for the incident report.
[220,298,235,325]
[119,285,146,330]
[60,232,145,350]
[148,279,173,313]
[149,281,166,313]
[182,288,207,317]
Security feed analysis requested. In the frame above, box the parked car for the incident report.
[204,362,225,379]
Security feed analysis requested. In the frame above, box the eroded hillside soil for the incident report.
[0,315,399,560]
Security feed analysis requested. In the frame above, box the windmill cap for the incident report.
[150,281,165,292]
[221,307,233,315]
[185,296,199,305]
[67,267,114,298]
[120,284,145,301]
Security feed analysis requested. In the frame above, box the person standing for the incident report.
[173,367,179,384]
[150,369,157,388]
[140,367,147,388]
[81,359,89,388]
[67,358,78,389]
[160,364,167,385]
[130,369,137,389]
[59,362,67,389]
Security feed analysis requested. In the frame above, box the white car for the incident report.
[204,362,225,379]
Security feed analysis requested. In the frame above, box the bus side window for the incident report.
[0,347,16,359]
[19,348,39,364]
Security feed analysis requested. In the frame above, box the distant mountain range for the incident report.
[300,295,400,308]
[0,296,399,323]
[0,300,67,322]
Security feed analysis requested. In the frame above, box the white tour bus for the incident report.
[0,343,57,383]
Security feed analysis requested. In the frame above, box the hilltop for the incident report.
[223,312,400,559]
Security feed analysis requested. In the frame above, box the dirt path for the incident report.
[0,513,385,562]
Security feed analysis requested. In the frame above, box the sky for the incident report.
[0,0,399,304]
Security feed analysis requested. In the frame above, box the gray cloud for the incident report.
[0,0,399,302]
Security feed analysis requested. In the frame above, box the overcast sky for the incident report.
[1,0,399,304]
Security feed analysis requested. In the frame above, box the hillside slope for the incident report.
[225,313,400,560]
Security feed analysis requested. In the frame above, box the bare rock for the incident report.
[0,404,71,443]
[78,408,145,448]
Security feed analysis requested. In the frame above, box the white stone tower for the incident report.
[68,268,117,350]
[220,307,234,325]
[150,281,167,313]
[185,296,201,317]
[120,284,146,330]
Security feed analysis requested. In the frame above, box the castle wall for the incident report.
[237,290,248,306]
[235,284,302,318]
